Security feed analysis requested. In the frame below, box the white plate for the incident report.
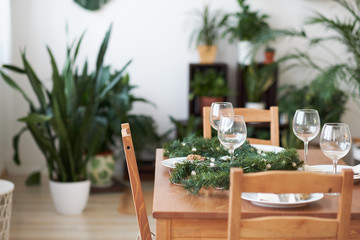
[241,193,324,208]
[161,157,187,168]
[161,145,285,169]
[251,144,285,154]
[309,165,360,180]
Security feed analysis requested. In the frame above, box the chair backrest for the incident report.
[203,106,280,146]
[228,168,354,240]
[121,123,152,240]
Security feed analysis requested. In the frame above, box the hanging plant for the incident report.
[74,0,109,11]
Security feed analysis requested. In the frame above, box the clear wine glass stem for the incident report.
[229,148,234,162]
[304,141,309,165]
[333,159,338,174]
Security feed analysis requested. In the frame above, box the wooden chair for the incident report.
[228,168,354,240]
[121,123,155,240]
[203,106,280,146]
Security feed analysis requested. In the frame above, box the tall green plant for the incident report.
[244,64,276,102]
[0,25,131,184]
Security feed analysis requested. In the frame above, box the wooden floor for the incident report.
[6,175,156,240]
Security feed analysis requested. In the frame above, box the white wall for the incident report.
[3,0,360,174]
[0,0,12,175]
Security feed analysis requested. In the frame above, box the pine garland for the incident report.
[163,135,302,194]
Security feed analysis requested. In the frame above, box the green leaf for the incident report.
[2,64,25,73]
[21,51,47,112]
[47,47,67,119]
[25,171,41,186]
[0,71,35,109]
[96,24,112,73]
[12,127,28,165]
[99,60,132,99]
[19,113,52,123]
[73,31,86,63]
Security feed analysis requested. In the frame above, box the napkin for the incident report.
[257,193,297,203]
[258,193,280,202]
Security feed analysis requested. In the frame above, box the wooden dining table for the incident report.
[152,148,360,239]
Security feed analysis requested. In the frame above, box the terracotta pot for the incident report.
[197,45,217,63]
[199,96,224,116]
[264,51,275,64]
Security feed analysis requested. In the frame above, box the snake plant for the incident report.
[0,25,131,185]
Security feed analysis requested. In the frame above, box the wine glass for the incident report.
[210,102,234,131]
[320,123,351,175]
[293,109,320,166]
[218,115,247,162]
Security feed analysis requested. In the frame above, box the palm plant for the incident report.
[0,25,131,184]
[189,4,222,48]
[305,0,360,98]
[251,0,358,147]
[254,0,360,99]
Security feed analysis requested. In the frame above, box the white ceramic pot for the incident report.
[237,41,254,65]
[245,102,265,109]
[49,180,90,215]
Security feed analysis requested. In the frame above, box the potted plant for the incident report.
[189,69,229,114]
[244,63,276,109]
[264,47,275,64]
[90,72,167,184]
[0,25,130,215]
[189,4,222,63]
[220,0,269,65]
[83,73,131,188]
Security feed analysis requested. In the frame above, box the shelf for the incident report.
[236,63,278,108]
[189,63,228,116]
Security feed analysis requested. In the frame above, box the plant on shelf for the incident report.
[244,63,276,109]
[189,4,222,63]
[189,69,230,114]
[0,25,131,214]
[220,0,269,64]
